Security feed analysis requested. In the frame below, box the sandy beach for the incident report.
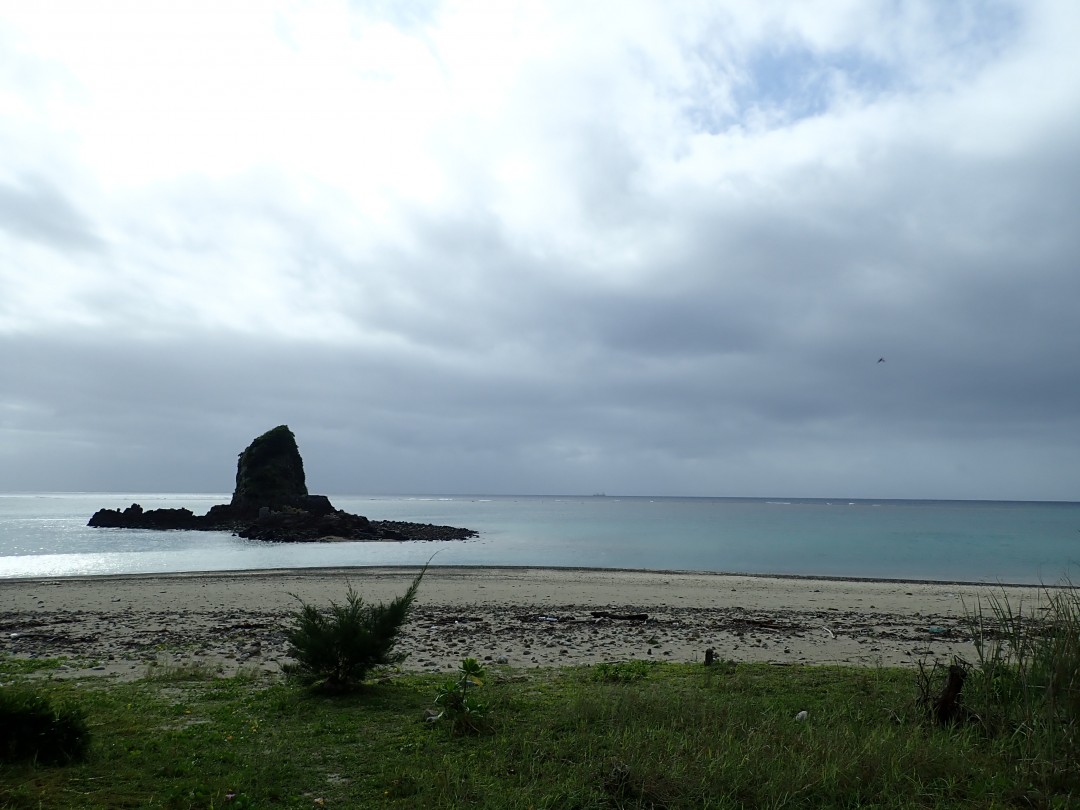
[0,567,1048,681]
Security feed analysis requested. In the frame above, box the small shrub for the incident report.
[0,686,90,764]
[433,658,491,734]
[285,567,425,692]
[593,661,652,683]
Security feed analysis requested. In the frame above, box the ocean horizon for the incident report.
[2,492,1079,584]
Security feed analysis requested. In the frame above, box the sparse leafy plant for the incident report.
[593,660,652,683]
[433,658,490,734]
[285,567,426,691]
[0,685,90,764]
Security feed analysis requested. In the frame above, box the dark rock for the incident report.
[203,503,239,526]
[88,504,200,530]
[88,426,477,544]
[235,506,373,542]
[229,425,308,517]
[299,494,335,515]
[369,520,476,542]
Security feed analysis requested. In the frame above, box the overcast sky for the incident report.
[2,1,1079,500]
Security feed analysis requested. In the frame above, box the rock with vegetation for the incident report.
[88,426,476,543]
[229,425,309,517]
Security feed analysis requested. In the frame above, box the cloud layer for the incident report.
[3,0,1079,498]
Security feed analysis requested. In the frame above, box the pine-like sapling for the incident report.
[285,567,425,691]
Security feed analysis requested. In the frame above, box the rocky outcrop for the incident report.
[88,426,477,543]
[234,510,476,543]
[87,503,201,530]
[229,425,309,517]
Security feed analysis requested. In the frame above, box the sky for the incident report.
[2,0,1079,500]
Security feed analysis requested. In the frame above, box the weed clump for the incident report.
[933,583,1080,799]
[432,657,491,735]
[0,686,90,764]
[592,660,652,683]
[285,568,425,692]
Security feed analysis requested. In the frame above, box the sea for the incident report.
[1,493,1079,585]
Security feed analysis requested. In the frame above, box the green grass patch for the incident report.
[2,658,1077,808]
[591,659,653,683]
[0,656,68,676]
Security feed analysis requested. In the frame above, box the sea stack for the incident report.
[88,426,477,543]
[229,425,309,517]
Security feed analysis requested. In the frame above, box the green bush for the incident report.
[0,686,90,764]
[433,657,491,735]
[285,568,425,691]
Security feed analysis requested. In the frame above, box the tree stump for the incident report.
[934,664,968,725]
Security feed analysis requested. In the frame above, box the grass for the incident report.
[5,579,1080,809]
[959,584,1080,803]
[2,657,1076,809]
[0,658,69,677]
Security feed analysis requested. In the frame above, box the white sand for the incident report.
[0,567,1049,680]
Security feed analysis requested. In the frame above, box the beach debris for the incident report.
[726,616,787,634]
[517,614,564,623]
[821,626,836,638]
[429,614,483,626]
[590,611,649,621]
[927,626,947,635]
[795,710,808,722]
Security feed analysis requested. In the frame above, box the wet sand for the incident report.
[0,567,1048,680]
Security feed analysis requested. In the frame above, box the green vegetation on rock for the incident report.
[229,424,308,513]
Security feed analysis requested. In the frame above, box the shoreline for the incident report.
[3,563,1062,589]
[1,567,1052,681]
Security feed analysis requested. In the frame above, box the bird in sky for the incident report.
[877,358,886,363]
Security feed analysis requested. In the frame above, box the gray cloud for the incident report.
[0,1,1078,500]
[0,175,103,251]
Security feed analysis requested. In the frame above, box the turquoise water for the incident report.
[1,493,1079,583]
